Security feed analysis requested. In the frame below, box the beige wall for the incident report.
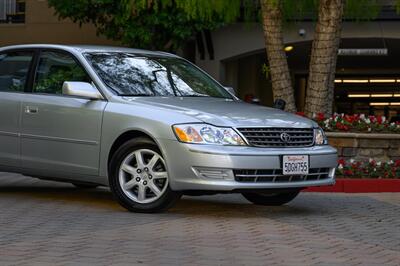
[0,0,119,46]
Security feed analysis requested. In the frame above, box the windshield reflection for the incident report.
[85,52,232,99]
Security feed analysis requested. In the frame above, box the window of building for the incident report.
[0,0,25,24]
[334,77,400,119]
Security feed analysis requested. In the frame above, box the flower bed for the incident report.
[337,158,400,178]
[306,157,400,192]
[291,114,400,190]
[295,112,400,178]
[296,112,400,133]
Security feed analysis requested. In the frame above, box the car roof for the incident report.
[0,44,178,57]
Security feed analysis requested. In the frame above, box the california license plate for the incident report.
[282,155,309,175]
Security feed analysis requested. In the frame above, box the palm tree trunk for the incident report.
[260,0,296,112]
[305,0,344,117]
[325,24,342,115]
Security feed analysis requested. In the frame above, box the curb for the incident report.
[304,178,400,193]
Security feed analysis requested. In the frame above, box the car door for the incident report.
[20,49,107,176]
[0,50,34,169]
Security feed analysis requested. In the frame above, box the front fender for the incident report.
[98,102,198,179]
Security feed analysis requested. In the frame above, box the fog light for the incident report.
[193,167,234,180]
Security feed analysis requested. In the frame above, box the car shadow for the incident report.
[0,183,319,217]
[0,184,125,211]
[171,195,320,218]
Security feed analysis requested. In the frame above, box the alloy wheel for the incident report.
[118,149,169,204]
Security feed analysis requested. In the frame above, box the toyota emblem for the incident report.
[280,132,291,143]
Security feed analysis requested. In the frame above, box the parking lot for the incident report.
[0,172,399,266]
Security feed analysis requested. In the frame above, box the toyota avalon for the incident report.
[0,45,337,212]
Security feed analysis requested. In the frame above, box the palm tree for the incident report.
[305,0,345,116]
[260,0,296,112]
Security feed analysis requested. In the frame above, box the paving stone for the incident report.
[0,172,399,266]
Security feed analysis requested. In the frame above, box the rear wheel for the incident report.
[242,190,300,206]
[109,137,181,213]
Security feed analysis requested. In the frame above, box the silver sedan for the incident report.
[0,44,337,212]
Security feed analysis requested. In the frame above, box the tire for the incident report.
[108,137,181,213]
[242,190,300,206]
[72,183,99,189]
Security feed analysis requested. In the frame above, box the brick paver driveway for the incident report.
[0,173,399,266]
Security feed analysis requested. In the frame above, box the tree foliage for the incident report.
[48,0,386,52]
[48,0,239,51]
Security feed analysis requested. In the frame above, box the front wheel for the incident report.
[109,137,181,213]
[242,190,300,206]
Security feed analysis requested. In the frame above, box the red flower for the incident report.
[344,170,354,176]
[344,114,356,123]
[338,158,346,166]
[316,112,325,121]
[377,116,383,124]
[369,115,376,123]
[296,112,306,117]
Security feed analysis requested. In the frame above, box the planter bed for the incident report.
[326,132,400,162]
[304,178,400,193]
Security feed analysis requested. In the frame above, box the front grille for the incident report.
[234,168,330,183]
[237,127,314,147]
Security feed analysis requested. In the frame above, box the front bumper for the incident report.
[159,139,338,191]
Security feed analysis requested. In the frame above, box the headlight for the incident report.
[173,124,246,146]
[314,128,328,145]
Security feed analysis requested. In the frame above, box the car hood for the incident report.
[123,97,317,128]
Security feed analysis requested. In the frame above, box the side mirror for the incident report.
[62,81,103,100]
[273,99,286,110]
[224,86,237,97]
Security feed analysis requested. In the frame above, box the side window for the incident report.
[34,51,91,95]
[0,51,33,92]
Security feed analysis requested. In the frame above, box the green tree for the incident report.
[47,0,235,51]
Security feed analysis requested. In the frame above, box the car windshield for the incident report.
[85,52,232,98]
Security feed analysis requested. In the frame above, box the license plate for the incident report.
[282,155,309,175]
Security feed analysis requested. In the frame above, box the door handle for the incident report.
[25,106,39,114]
